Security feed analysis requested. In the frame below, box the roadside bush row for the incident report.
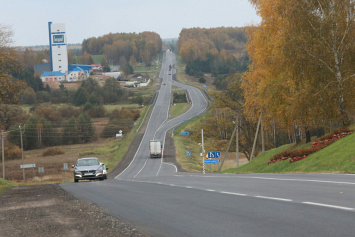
[268,128,353,165]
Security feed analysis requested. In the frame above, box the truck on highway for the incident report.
[150,140,162,158]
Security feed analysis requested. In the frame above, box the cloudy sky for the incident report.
[1,0,260,46]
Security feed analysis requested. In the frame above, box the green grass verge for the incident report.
[174,136,203,172]
[169,103,191,119]
[223,133,355,174]
[0,178,19,194]
[173,110,211,172]
[79,104,150,172]
[174,109,211,136]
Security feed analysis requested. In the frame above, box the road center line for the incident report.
[255,196,292,202]
[220,191,247,196]
[302,202,354,211]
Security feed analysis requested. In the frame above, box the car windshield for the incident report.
[76,159,99,167]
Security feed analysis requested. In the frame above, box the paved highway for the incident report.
[61,51,355,237]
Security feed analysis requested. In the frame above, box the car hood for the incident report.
[75,165,101,171]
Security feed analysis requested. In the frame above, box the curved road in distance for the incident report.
[61,51,355,237]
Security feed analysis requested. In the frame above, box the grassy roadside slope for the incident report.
[223,133,355,174]
[0,178,19,194]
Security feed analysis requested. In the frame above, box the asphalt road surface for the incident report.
[61,51,355,237]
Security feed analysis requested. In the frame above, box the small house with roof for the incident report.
[40,71,66,82]
[67,67,89,82]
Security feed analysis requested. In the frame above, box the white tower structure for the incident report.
[48,22,68,73]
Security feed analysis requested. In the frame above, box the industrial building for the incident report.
[35,22,91,83]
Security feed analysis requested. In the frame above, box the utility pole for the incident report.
[250,113,262,161]
[20,125,25,183]
[2,130,5,179]
[236,117,239,168]
[202,129,205,175]
[261,118,265,153]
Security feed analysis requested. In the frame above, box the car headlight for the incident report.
[74,169,81,174]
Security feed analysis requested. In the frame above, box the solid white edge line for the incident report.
[255,196,292,202]
[206,189,215,192]
[177,174,355,185]
[302,202,354,211]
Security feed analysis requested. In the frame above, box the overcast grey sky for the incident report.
[1,0,260,46]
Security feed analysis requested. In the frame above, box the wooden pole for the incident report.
[250,113,262,161]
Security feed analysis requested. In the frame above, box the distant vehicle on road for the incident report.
[72,157,104,182]
[125,81,138,87]
[101,163,109,179]
[163,83,166,85]
[150,140,162,158]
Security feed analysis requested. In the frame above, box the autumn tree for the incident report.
[244,0,355,131]
[0,24,26,104]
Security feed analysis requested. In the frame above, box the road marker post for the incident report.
[63,163,68,182]
[38,167,44,183]
[202,129,205,175]
[1,130,4,180]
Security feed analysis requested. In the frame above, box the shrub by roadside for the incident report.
[42,147,65,156]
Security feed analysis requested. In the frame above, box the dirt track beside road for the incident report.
[0,184,150,237]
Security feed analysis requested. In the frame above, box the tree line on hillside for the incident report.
[81,31,162,67]
[1,104,142,155]
[177,27,250,87]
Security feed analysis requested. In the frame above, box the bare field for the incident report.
[1,139,115,183]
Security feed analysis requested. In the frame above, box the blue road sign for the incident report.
[208,152,221,158]
[181,132,189,135]
[183,120,185,123]
[204,159,221,164]
[187,150,191,156]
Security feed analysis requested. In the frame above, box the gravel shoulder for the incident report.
[0,184,150,237]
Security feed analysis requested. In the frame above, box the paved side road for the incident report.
[0,184,150,237]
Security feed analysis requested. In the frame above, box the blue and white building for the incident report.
[37,22,91,83]
[48,22,68,74]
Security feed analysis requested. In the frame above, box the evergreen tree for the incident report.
[62,116,79,145]
[77,112,94,143]
[74,87,89,106]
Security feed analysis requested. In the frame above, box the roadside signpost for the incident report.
[204,159,221,164]
[203,152,222,173]
[63,163,68,182]
[20,163,36,183]
[181,131,189,135]
[116,130,123,146]
[183,120,185,123]
[169,111,171,118]
[38,167,44,183]
[187,151,191,156]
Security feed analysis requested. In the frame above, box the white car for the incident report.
[72,157,104,182]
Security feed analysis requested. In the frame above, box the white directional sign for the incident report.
[63,163,68,170]
[207,152,221,159]
[20,164,36,169]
